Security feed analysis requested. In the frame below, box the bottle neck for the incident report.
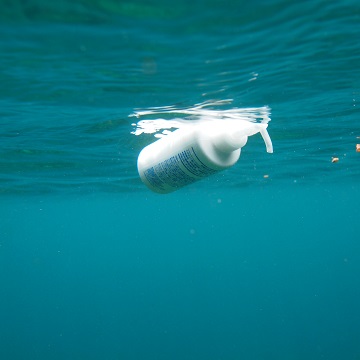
[207,121,272,154]
[212,129,248,154]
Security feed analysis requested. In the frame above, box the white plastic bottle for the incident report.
[137,120,273,194]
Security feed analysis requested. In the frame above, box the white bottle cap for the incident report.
[212,121,273,154]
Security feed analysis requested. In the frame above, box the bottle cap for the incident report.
[232,122,273,153]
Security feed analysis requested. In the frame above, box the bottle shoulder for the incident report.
[195,131,241,169]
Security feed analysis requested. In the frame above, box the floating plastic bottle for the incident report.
[137,120,273,194]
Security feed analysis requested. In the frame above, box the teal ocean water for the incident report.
[1,1,360,359]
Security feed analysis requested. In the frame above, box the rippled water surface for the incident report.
[1,0,359,194]
[1,1,360,359]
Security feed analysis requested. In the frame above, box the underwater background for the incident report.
[1,0,360,359]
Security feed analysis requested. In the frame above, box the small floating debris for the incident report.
[356,144,360,152]
[331,157,339,163]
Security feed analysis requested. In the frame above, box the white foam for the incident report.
[130,99,271,138]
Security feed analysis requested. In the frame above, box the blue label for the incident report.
[143,147,217,191]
